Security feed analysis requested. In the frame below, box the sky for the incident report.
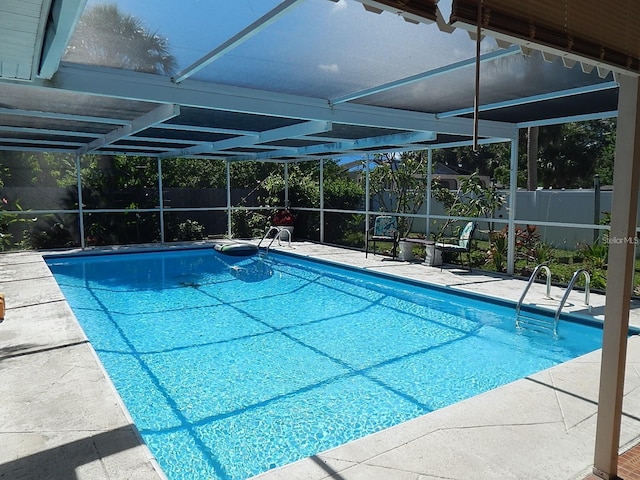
[83,0,484,84]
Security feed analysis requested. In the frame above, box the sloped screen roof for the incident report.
[0,0,621,160]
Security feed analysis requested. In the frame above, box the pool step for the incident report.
[515,312,556,334]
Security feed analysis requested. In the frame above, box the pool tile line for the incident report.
[187,258,513,428]
[198,288,442,415]
[263,257,496,339]
[56,253,430,478]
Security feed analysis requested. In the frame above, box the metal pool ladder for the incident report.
[257,226,291,251]
[553,268,590,325]
[515,264,554,333]
[516,265,590,336]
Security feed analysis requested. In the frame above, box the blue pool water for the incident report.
[46,248,603,480]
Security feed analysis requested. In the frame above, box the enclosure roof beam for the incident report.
[231,130,437,161]
[516,110,618,129]
[437,81,619,118]
[129,135,211,146]
[39,64,516,139]
[331,45,522,105]
[0,138,84,147]
[423,136,513,150]
[0,107,129,125]
[172,0,306,84]
[154,123,259,136]
[159,120,332,159]
[0,125,99,138]
[77,103,180,155]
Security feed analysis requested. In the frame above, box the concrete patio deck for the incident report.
[2,241,640,480]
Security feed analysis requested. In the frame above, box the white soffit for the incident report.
[0,0,50,80]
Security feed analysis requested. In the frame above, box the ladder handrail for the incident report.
[268,228,291,250]
[515,263,553,317]
[258,226,292,252]
[554,268,590,326]
[257,226,281,249]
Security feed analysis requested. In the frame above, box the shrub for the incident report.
[175,219,205,241]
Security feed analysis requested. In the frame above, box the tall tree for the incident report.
[431,142,523,189]
[65,3,177,75]
[537,120,615,189]
[430,119,616,190]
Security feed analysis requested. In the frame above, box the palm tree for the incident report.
[63,5,177,244]
[64,4,177,75]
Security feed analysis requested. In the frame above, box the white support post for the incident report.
[426,148,432,238]
[75,154,85,249]
[320,159,324,243]
[593,74,640,479]
[284,163,289,208]
[506,134,518,275]
[157,157,165,244]
[365,155,371,236]
[226,160,232,238]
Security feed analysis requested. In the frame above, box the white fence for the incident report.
[409,188,631,250]
[2,184,634,251]
[506,189,614,249]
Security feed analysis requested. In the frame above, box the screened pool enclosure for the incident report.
[0,0,623,275]
[4,1,640,478]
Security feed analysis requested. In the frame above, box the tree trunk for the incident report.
[527,126,539,191]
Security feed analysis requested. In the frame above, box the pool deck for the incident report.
[2,241,640,479]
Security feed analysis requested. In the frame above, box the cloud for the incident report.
[319,63,339,73]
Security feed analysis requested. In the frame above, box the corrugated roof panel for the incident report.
[451,0,640,74]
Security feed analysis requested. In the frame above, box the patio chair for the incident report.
[435,221,477,270]
[366,215,399,259]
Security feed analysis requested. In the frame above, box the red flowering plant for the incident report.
[271,208,295,226]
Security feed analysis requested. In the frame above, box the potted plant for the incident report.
[271,208,296,236]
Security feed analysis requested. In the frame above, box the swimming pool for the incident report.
[46,248,603,480]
